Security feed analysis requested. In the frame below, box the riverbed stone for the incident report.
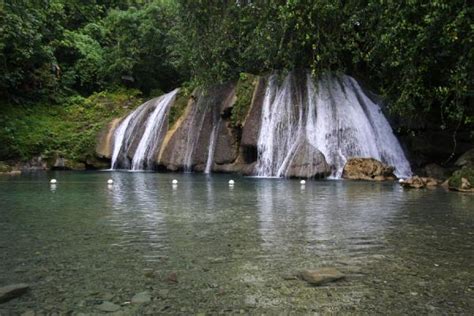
[131,291,151,304]
[299,268,345,285]
[0,283,29,303]
[342,158,395,181]
[96,301,121,312]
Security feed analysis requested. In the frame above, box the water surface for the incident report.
[0,172,472,314]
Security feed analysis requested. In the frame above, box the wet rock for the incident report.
[299,268,345,286]
[400,176,441,189]
[0,283,29,303]
[422,163,450,180]
[455,148,474,168]
[213,122,239,165]
[52,156,86,171]
[447,167,474,192]
[131,291,151,304]
[342,158,395,181]
[240,77,266,148]
[96,118,121,159]
[159,84,235,171]
[285,139,331,178]
[96,301,121,312]
[86,156,110,169]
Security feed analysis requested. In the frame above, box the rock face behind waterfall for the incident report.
[158,83,238,171]
[342,158,396,181]
[98,71,413,178]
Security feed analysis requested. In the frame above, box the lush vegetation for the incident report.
[0,89,142,162]
[0,0,472,163]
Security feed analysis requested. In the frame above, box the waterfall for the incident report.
[256,72,411,178]
[183,93,208,172]
[131,89,179,170]
[110,89,179,170]
[256,74,303,177]
[205,118,221,174]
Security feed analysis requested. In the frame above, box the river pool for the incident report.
[0,172,472,314]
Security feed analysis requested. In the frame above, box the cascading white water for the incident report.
[256,74,303,177]
[111,114,134,170]
[110,100,150,169]
[110,89,179,170]
[204,118,221,174]
[256,72,412,178]
[131,89,179,170]
[183,94,208,172]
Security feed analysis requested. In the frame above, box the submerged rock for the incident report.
[284,139,331,178]
[0,283,29,303]
[131,291,151,304]
[299,268,345,286]
[96,301,121,312]
[342,158,395,181]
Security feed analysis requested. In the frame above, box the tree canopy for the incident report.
[0,0,472,129]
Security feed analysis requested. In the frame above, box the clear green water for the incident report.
[0,172,472,314]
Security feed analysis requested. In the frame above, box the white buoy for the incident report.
[300,180,306,185]
[172,179,178,184]
[50,179,57,184]
[229,179,235,185]
[107,179,114,185]
[398,178,405,183]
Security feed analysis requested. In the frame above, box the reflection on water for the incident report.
[0,172,472,314]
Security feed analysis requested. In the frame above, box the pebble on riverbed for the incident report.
[299,268,345,286]
[0,283,29,303]
[131,291,151,304]
[96,301,120,312]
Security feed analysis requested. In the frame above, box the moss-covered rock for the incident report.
[448,167,474,192]
[168,89,191,128]
[231,73,257,128]
[342,158,396,181]
[0,162,12,173]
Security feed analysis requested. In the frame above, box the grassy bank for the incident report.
[0,89,143,166]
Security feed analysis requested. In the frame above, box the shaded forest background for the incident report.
[0,0,472,162]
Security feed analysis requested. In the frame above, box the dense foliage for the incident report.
[0,0,472,161]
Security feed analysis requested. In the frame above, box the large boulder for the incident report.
[448,166,474,192]
[52,156,86,170]
[284,139,331,178]
[422,163,450,180]
[342,158,396,181]
[455,148,474,168]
